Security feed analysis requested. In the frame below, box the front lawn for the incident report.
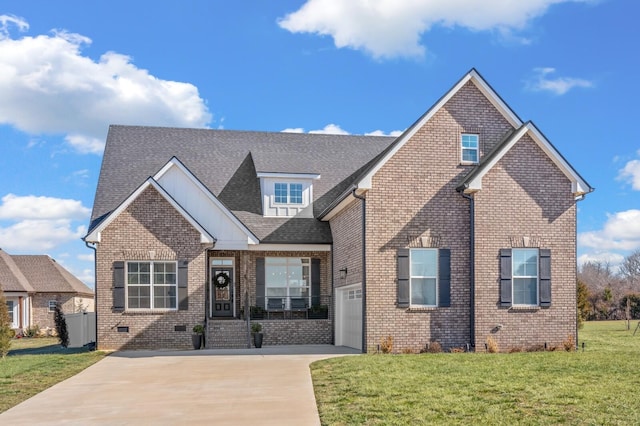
[0,338,105,413]
[311,321,640,425]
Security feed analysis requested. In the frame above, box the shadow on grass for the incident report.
[8,344,95,356]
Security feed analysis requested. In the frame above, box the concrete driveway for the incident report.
[0,345,358,425]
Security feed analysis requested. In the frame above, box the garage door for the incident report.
[336,284,362,350]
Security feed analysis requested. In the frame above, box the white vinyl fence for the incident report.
[65,312,96,348]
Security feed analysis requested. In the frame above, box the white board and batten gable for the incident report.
[85,158,259,250]
[154,158,259,249]
[257,172,320,218]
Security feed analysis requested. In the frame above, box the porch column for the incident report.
[18,296,23,329]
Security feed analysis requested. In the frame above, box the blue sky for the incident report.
[0,0,637,288]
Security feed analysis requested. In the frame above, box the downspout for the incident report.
[459,190,475,349]
[84,240,98,350]
[575,194,586,350]
[352,188,367,353]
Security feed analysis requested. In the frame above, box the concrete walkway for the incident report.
[0,345,358,425]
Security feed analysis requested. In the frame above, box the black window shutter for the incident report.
[397,249,410,308]
[256,257,265,309]
[113,261,125,312]
[438,249,451,307]
[178,259,188,310]
[500,249,512,307]
[311,258,321,307]
[539,249,551,307]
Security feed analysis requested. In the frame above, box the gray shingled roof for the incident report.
[0,249,34,293]
[91,126,396,243]
[11,255,93,295]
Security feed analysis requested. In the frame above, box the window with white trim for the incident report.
[48,300,58,312]
[410,249,438,307]
[512,249,538,306]
[6,301,14,323]
[127,261,177,310]
[265,258,310,305]
[274,183,303,204]
[461,133,479,163]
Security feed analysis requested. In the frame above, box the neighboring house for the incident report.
[85,69,592,352]
[0,249,95,332]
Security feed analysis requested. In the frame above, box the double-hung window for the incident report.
[512,249,538,306]
[410,249,438,307]
[127,261,177,310]
[274,183,303,204]
[265,257,310,307]
[461,134,479,163]
[48,300,57,312]
[6,301,14,324]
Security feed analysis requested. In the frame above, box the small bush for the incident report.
[563,334,576,352]
[450,347,465,353]
[527,344,545,352]
[24,325,41,338]
[54,307,69,348]
[380,335,393,354]
[251,322,262,333]
[426,341,443,353]
[486,336,499,353]
[401,347,415,354]
[0,291,12,358]
[508,346,524,353]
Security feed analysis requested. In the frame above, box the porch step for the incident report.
[207,319,251,349]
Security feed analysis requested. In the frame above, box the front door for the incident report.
[211,267,233,317]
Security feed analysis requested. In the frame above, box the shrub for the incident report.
[450,346,465,353]
[24,325,41,338]
[401,347,415,354]
[563,334,576,352]
[54,306,69,348]
[425,341,443,353]
[192,324,205,334]
[251,322,262,334]
[380,335,393,354]
[0,291,12,358]
[486,336,499,353]
[508,346,524,353]
[527,344,545,352]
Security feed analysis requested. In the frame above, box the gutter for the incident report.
[84,240,98,351]
[351,188,367,353]
[458,188,475,349]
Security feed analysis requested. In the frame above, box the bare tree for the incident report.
[620,250,640,289]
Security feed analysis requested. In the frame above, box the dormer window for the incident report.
[275,183,303,204]
[258,172,320,217]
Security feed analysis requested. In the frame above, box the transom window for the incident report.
[127,261,177,310]
[265,258,310,306]
[512,249,538,306]
[410,249,438,307]
[461,134,479,163]
[274,183,303,204]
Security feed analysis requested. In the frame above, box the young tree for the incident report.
[0,290,12,358]
[54,305,69,348]
[576,278,590,327]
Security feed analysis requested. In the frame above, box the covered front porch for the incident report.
[204,248,333,348]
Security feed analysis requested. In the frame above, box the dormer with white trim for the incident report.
[257,172,320,217]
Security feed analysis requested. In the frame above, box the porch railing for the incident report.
[248,295,331,320]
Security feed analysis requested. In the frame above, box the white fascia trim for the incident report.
[247,244,331,252]
[465,123,592,196]
[356,70,523,191]
[154,157,260,245]
[256,172,321,180]
[321,192,357,222]
[84,178,215,244]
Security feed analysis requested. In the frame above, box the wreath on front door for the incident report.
[214,272,230,289]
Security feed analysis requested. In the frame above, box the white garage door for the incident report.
[336,284,362,350]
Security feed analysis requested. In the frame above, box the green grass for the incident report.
[0,337,105,413]
[311,321,640,425]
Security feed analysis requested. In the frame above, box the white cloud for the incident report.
[365,129,403,137]
[281,127,305,133]
[526,67,594,95]
[278,0,589,59]
[0,219,86,251]
[309,123,350,135]
[578,209,640,251]
[77,253,94,262]
[618,158,640,190]
[0,16,211,154]
[578,252,625,269]
[0,194,90,220]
